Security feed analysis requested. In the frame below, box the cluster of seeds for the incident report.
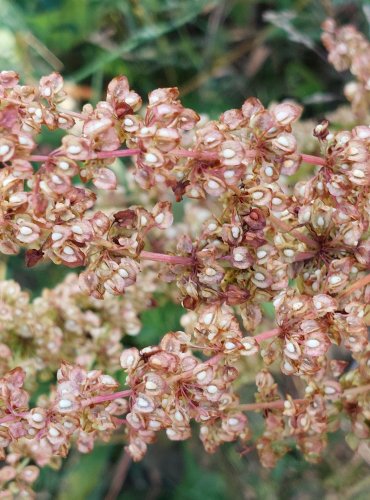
[322,18,370,119]
[0,18,369,498]
[0,270,157,381]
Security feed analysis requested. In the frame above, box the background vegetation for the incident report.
[0,0,369,498]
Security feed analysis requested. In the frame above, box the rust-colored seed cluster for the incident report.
[0,18,369,497]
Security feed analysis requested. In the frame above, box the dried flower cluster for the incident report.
[322,18,370,118]
[0,18,369,498]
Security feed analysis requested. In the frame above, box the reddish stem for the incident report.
[206,353,224,366]
[300,154,326,167]
[343,383,370,398]
[29,148,141,163]
[82,389,133,407]
[91,149,141,159]
[270,215,319,249]
[293,251,318,262]
[140,250,193,266]
[340,274,370,298]
[171,149,218,160]
[0,414,19,425]
[239,398,306,412]
[254,328,281,343]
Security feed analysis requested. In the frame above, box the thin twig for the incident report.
[104,450,132,500]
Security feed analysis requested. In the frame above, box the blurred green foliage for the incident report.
[1,0,370,498]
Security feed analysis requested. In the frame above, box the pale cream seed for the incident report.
[254,272,265,281]
[328,275,341,285]
[9,194,23,203]
[52,232,63,241]
[205,267,217,276]
[277,135,290,147]
[225,341,236,350]
[292,301,303,311]
[231,226,240,238]
[203,313,213,325]
[20,226,33,236]
[71,225,83,235]
[196,371,207,381]
[317,216,325,227]
[149,420,161,429]
[175,411,184,422]
[118,269,129,278]
[137,397,150,408]
[324,386,336,395]
[58,161,69,170]
[276,110,289,122]
[51,175,63,185]
[207,180,220,190]
[0,144,10,156]
[32,413,44,423]
[67,145,82,155]
[272,197,282,206]
[265,166,274,177]
[224,170,235,179]
[306,339,320,348]
[59,399,73,409]
[252,191,264,200]
[155,213,165,224]
[63,246,75,255]
[228,417,239,426]
[352,169,365,178]
[145,153,158,164]
[286,342,295,353]
[222,148,236,159]
[145,380,158,391]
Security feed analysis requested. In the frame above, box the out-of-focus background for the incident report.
[1,0,369,498]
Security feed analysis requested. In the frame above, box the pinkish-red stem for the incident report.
[29,148,322,165]
[29,148,141,162]
[0,414,19,425]
[270,215,319,249]
[140,250,193,266]
[300,154,326,167]
[340,274,370,298]
[171,149,218,160]
[254,328,281,343]
[82,389,133,407]
[239,398,306,412]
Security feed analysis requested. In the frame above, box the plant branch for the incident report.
[340,274,370,298]
[140,250,193,265]
[300,154,326,166]
[343,383,370,398]
[254,328,281,343]
[82,389,133,407]
[238,398,306,412]
[29,148,141,162]
[269,215,319,249]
